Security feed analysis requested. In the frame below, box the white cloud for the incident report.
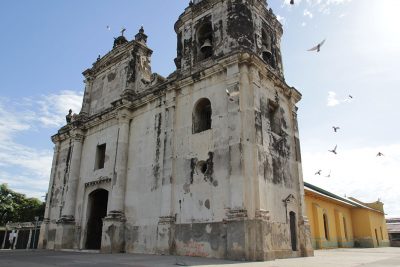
[276,14,286,25]
[303,143,400,217]
[0,90,83,199]
[327,91,340,107]
[305,0,352,15]
[303,9,314,19]
[327,91,352,107]
[36,90,83,127]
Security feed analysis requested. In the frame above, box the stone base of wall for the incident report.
[46,217,314,262]
[101,217,126,253]
[354,237,374,248]
[170,218,313,261]
[54,221,75,250]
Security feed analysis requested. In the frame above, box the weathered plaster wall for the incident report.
[89,59,130,116]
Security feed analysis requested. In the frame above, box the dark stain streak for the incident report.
[205,199,210,210]
[190,158,198,184]
[227,0,254,50]
[204,152,215,186]
[152,113,162,191]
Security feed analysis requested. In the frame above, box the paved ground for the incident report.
[0,247,399,267]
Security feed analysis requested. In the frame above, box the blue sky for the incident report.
[1,0,399,217]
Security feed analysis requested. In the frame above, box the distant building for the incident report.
[386,218,400,247]
[304,182,390,249]
[38,0,314,261]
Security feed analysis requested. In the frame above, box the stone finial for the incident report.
[66,109,73,123]
[135,26,148,44]
[113,27,128,49]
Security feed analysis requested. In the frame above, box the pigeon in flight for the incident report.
[315,170,322,175]
[376,152,384,157]
[328,145,338,154]
[349,95,353,99]
[308,39,326,52]
[332,126,340,132]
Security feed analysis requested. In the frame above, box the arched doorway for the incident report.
[85,189,108,250]
[289,211,297,251]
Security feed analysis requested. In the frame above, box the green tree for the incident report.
[0,184,45,226]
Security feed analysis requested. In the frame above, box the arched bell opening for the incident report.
[197,23,213,61]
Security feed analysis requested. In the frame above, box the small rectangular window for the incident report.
[95,144,106,170]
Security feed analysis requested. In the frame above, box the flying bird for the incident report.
[376,152,384,157]
[315,170,322,175]
[328,145,338,154]
[349,95,353,99]
[106,25,111,31]
[290,0,294,4]
[332,126,340,132]
[308,39,326,52]
[325,170,331,178]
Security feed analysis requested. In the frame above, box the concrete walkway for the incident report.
[0,247,399,267]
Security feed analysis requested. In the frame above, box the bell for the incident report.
[200,39,212,53]
[262,44,272,60]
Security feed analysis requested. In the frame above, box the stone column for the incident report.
[38,140,60,249]
[55,130,84,250]
[102,109,130,253]
[157,90,176,254]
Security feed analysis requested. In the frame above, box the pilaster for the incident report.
[56,130,84,249]
[39,141,60,249]
[102,109,131,253]
[60,130,84,222]
[156,216,176,255]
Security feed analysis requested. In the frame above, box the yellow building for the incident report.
[304,182,390,249]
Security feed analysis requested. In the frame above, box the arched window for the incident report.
[323,213,330,240]
[197,23,213,61]
[193,98,212,133]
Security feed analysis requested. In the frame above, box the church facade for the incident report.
[38,0,313,261]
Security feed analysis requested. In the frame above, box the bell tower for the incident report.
[170,0,313,261]
[174,0,284,77]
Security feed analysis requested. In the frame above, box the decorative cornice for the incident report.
[158,216,176,225]
[224,208,248,221]
[84,176,112,188]
[255,209,270,221]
